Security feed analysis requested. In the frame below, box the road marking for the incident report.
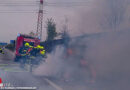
[44,78,63,90]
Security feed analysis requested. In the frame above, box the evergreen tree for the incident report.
[46,18,57,41]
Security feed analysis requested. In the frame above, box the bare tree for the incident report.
[99,0,128,30]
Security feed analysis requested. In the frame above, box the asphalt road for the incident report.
[0,49,57,90]
[0,49,99,90]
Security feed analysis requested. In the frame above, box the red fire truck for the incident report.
[14,34,40,62]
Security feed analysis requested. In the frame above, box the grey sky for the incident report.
[0,0,90,42]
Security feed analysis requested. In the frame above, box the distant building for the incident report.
[10,40,15,44]
[0,42,8,46]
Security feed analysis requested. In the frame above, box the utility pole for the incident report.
[36,0,43,40]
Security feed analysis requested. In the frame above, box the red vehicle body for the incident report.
[14,34,40,61]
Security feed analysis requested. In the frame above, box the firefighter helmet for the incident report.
[40,50,45,55]
[36,45,41,49]
[40,46,44,49]
[25,43,30,47]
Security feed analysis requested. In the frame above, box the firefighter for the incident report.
[0,48,4,54]
[19,42,34,67]
[40,45,46,56]
[28,45,45,64]
[34,45,43,50]
[40,49,45,56]
[34,45,45,56]
[29,45,45,57]
[15,42,31,62]
[25,42,33,48]
[20,44,46,59]
[18,42,34,58]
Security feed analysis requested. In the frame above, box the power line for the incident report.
[0,12,38,13]
[0,10,47,13]
[0,1,89,13]
[0,1,89,7]
[0,3,38,4]
[0,5,38,6]
[0,0,39,2]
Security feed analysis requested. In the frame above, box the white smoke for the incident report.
[84,30,130,90]
[33,0,130,89]
[33,46,65,77]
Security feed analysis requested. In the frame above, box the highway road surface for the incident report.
[0,49,58,90]
[0,49,103,90]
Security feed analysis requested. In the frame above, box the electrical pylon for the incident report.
[36,0,43,40]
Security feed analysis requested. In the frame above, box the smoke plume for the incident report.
[34,0,130,90]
